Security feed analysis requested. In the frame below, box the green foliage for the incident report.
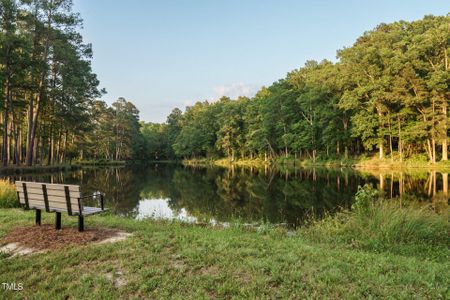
[140,122,172,160]
[352,184,379,213]
[0,1,147,166]
[0,179,18,208]
[142,15,449,164]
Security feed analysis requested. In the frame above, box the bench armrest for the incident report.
[78,193,105,212]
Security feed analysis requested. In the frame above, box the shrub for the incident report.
[352,184,379,213]
[0,179,19,208]
[406,153,429,163]
[302,185,449,260]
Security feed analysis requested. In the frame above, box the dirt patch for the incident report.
[0,243,42,257]
[200,265,220,276]
[0,225,132,255]
[105,269,128,288]
[96,231,132,244]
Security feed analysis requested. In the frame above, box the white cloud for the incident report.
[183,100,194,107]
[212,83,258,100]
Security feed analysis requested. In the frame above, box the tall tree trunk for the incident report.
[426,140,433,162]
[379,142,384,160]
[25,3,54,166]
[443,173,448,196]
[26,89,45,166]
[25,96,33,165]
[2,105,8,166]
[11,110,20,165]
[378,110,384,160]
[18,126,22,163]
[388,116,393,162]
[56,128,61,162]
[431,97,436,164]
[398,116,403,163]
[33,132,38,165]
[48,124,53,165]
[60,130,68,164]
[389,135,393,162]
[432,138,436,164]
[442,105,448,161]
[2,66,10,167]
[7,118,12,164]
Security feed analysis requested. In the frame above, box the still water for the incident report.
[3,164,449,227]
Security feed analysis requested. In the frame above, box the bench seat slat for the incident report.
[17,191,79,203]
[17,192,80,211]
[27,200,79,212]
[15,181,80,192]
[16,186,81,198]
[27,205,80,214]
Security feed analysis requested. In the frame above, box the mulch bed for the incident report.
[0,225,120,251]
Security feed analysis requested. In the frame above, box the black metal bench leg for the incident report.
[78,216,84,232]
[55,212,62,230]
[35,209,41,225]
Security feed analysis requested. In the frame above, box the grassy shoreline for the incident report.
[183,156,450,171]
[0,160,126,175]
[0,201,448,298]
[0,164,79,175]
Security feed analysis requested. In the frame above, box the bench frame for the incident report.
[17,182,107,232]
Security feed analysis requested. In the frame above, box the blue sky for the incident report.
[73,0,449,123]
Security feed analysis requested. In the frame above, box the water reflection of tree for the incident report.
[165,166,363,226]
[79,167,143,215]
[358,169,449,214]
[4,165,447,225]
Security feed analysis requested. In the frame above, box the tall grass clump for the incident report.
[303,184,449,260]
[0,179,19,208]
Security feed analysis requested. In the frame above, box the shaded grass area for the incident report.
[0,164,78,175]
[0,208,449,299]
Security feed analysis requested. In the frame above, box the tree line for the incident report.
[142,15,449,163]
[0,0,143,166]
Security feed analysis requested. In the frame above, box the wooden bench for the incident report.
[15,181,108,231]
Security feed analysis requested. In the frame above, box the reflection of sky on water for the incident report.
[136,198,197,222]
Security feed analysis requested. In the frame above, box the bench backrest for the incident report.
[15,181,82,215]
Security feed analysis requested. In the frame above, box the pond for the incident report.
[2,163,449,227]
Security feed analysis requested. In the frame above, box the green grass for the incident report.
[74,160,126,166]
[0,207,449,299]
[0,180,19,208]
[302,200,449,261]
[0,161,125,175]
[183,154,450,172]
[183,158,269,168]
